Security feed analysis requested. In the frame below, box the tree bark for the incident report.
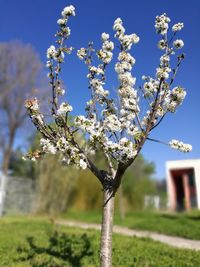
[119,185,125,220]
[100,188,115,267]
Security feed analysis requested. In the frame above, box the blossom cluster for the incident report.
[155,13,171,35]
[74,113,138,162]
[113,18,140,137]
[24,5,88,170]
[141,13,187,130]
[77,48,87,60]
[113,18,139,51]
[103,137,137,161]
[172,23,184,32]
[97,33,114,64]
[169,139,192,153]
[143,77,159,96]
[164,86,186,112]
[40,137,87,169]
[74,17,142,163]
[46,5,75,115]
[24,98,44,126]
[40,138,57,154]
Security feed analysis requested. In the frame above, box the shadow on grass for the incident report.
[160,214,178,220]
[17,231,93,267]
[161,213,200,221]
[185,214,200,221]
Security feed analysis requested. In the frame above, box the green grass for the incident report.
[0,216,200,266]
[63,209,200,240]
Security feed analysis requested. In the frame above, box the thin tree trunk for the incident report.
[119,185,125,220]
[100,189,115,267]
[2,150,10,175]
[0,130,15,216]
[2,128,15,175]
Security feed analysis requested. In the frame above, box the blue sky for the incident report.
[1,0,200,179]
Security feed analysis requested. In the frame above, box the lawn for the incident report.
[63,210,200,240]
[0,217,200,266]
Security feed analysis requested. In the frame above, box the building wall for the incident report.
[166,159,200,210]
[1,175,36,215]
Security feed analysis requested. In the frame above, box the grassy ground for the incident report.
[63,209,200,240]
[0,216,200,267]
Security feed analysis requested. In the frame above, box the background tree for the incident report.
[0,41,44,175]
[25,6,192,267]
[122,155,155,211]
[71,151,107,211]
[9,142,156,214]
[8,133,78,215]
[34,154,78,215]
[71,154,156,213]
[9,148,36,179]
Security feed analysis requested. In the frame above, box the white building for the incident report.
[166,159,200,211]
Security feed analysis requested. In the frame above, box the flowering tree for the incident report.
[24,5,192,267]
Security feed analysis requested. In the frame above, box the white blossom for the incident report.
[164,86,186,112]
[62,27,71,38]
[57,18,66,25]
[40,138,57,154]
[158,40,167,50]
[77,48,87,60]
[103,114,121,132]
[57,102,73,115]
[79,159,87,169]
[46,60,52,68]
[156,106,164,117]
[101,32,110,41]
[118,52,136,66]
[97,50,113,64]
[57,137,69,152]
[113,18,125,37]
[171,86,186,102]
[102,40,114,51]
[61,5,75,17]
[156,67,171,80]
[173,39,184,49]
[89,66,104,75]
[47,45,57,59]
[115,62,132,74]
[120,34,139,50]
[46,46,65,62]
[144,81,156,94]
[118,72,136,87]
[24,98,39,111]
[96,86,109,97]
[127,125,139,136]
[56,86,65,96]
[74,115,97,133]
[120,117,131,128]
[160,55,170,65]
[118,137,137,160]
